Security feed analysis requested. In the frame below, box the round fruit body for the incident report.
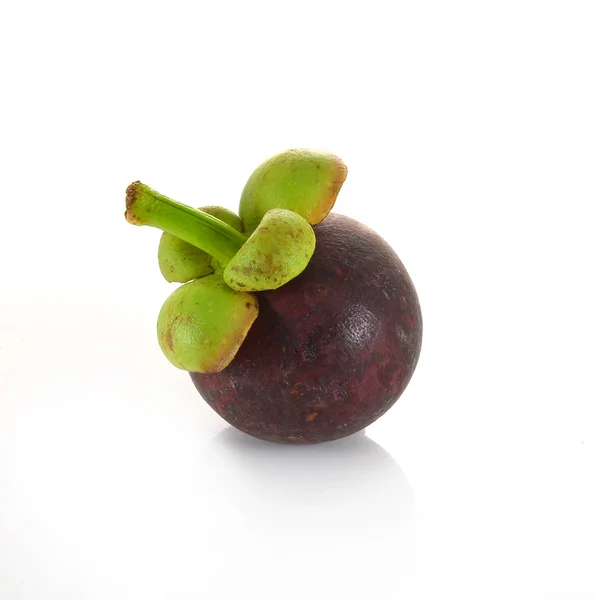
[191,213,423,444]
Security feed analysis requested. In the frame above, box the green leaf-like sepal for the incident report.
[239,149,347,235]
[224,209,315,292]
[158,206,244,283]
[157,274,258,373]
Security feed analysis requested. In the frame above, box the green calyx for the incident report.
[239,148,348,235]
[224,209,315,292]
[158,206,244,283]
[125,148,347,373]
[157,275,258,372]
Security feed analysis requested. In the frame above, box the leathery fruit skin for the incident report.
[190,213,422,443]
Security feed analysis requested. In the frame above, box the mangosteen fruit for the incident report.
[125,149,422,443]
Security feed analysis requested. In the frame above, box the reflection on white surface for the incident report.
[195,428,416,598]
[0,397,415,599]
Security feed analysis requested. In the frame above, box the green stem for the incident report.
[125,182,247,266]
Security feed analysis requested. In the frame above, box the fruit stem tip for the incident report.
[125,181,143,224]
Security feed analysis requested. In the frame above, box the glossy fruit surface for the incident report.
[191,213,422,443]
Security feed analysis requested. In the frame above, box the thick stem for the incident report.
[125,182,247,266]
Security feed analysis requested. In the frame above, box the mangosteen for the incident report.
[125,149,422,443]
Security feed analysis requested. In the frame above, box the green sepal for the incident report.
[224,209,315,292]
[157,274,258,373]
[239,148,347,235]
[158,206,244,283]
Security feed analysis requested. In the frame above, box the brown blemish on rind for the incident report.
[206,297,259,373]
[124,181,142,224]
[165,326,174,352]
[307,158,348,224]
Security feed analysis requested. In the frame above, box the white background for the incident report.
[1,1,594,598]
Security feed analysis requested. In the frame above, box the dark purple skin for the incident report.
[191,213,422,444]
